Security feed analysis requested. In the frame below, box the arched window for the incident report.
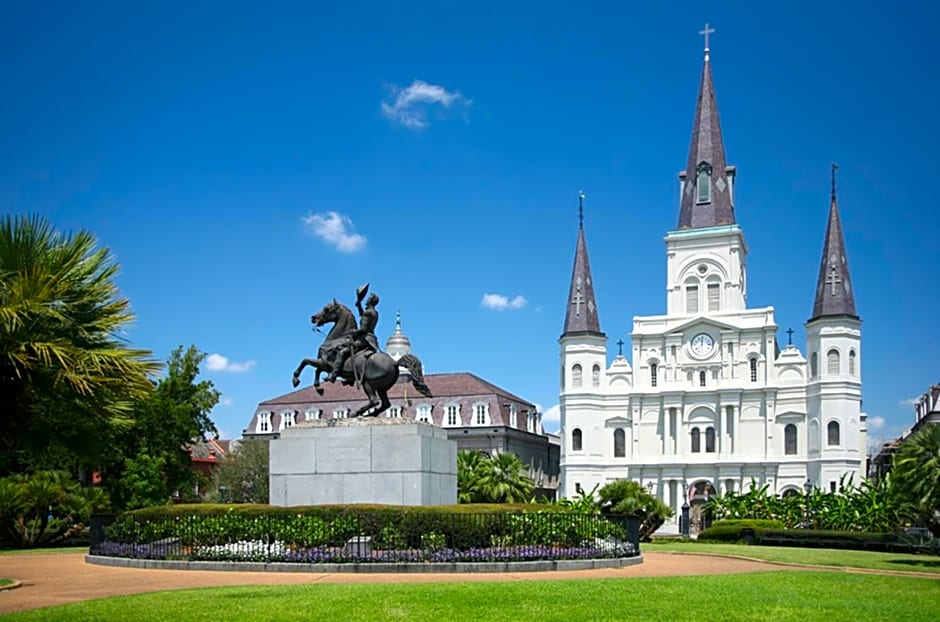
[749,358,758,382]
[849,350,856,375]
[811,353,818,377]
[686,283,699,314]
[827,421,840,446]
[650,363,658,387]
[705,427,716,453]
[707,281,721,312]
[571,428,583,452]
[699,370,706,387]
[696,162,712,204]
[572,364,582,388]
[827,349,840,375]
[613,428,625,457]
[691,427,701,453]
[784,424,797,455]
[592,364,601,387]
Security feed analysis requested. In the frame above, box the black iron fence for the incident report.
[90,510,639,564]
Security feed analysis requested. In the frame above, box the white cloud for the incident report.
[381,79,470,129]
[867,414,885,430]
[481,293,528,310]
[302,211,366,253]
[541,404,561,432]
[220,397,233,407]
[206,353,256,373]
[898,397,919,407]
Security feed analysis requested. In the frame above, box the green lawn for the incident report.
[0,578,13,587]
[643,541,940,574]
[4,572,939,622]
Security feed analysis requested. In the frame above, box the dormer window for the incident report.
[696,162,712,204]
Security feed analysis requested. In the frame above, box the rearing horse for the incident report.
[291,299,432,417]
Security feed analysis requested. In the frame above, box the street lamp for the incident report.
[802,479,812,528]
[681,482,691,538]
[219,485,228,504]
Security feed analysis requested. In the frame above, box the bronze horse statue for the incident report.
[291,299,432,417]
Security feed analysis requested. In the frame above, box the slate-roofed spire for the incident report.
[562,192,604,337]
[810,164,858,321]
[677,24,736,229]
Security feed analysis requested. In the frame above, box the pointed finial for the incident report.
[699,23,715,60]
[395,309,402,331]
[578,190,585,228]
[831,162,839,201]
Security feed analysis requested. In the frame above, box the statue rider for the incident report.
[328,283,380,384]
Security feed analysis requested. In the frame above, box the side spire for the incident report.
[562,192,604,337]
[810,163,858,321]
[677,24,736,229]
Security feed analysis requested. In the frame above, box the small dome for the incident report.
[385,310,412,361]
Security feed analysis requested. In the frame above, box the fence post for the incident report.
[88,513,116,552]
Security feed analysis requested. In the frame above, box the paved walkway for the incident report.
[0,551,789,615]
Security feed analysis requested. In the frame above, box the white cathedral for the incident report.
[558,38,865,530]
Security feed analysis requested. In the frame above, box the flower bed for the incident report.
[91,505,639,565]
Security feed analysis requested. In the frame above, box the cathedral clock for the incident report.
[690,333,715,357]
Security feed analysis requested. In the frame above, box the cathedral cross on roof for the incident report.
[699,22,715,58]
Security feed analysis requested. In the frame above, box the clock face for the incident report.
[690,333,714,356]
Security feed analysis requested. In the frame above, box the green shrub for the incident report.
[698,519,785,543]
[757,529,909,551]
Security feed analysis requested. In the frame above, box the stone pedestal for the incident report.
[269,418,457,506]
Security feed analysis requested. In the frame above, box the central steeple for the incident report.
[677,24,736,230]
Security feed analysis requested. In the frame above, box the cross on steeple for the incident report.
[826,265,842,295]
[786,328,794,345]
[572,281,585,316]
[617,339,624,356]
[578,190,585,228]
[699,22,715,59]
[831,162,839,199]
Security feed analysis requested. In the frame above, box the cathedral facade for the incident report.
[558,42,865,530]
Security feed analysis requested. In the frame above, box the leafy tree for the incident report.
[597,480,673,541]
[892,425,940,537]
[474,451,534,504]
[102,346,220,509]
[0,470,109,547]
[0,214,159,474]
[210,439,269,504]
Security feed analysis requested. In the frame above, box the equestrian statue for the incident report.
[291,283,432,418]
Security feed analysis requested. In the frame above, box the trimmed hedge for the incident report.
[697,519,784,543]
[756,529,919,552]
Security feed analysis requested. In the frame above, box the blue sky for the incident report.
[3,1,938,448]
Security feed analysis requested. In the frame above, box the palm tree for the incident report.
[456,450,484,503]
[892,425,940,537]
[0,214,159,474]
[474,451,533,504]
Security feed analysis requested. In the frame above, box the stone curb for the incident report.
[86,553,643,574]
[0,580,22,592]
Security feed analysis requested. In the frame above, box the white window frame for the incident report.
[387,406,401,419]
[280,410,295,430]
[333,408,348,419]
[473,402,490,426]
[257,411,271,433]
[416,404,432,423]
[509,404,517,428]
[304,409,320,421]
[444,404,460,427]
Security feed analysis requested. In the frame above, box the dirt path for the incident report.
[0,552,789,615]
